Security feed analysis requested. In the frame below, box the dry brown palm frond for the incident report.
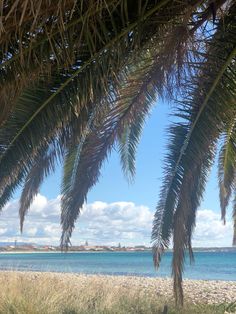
[0,0,176,124]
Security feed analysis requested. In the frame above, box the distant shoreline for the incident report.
[1,247,235,254]
[0,250,152,254]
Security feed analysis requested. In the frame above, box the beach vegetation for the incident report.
[0,272,234,314]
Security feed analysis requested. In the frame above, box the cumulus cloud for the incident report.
[0,194,234,247]
[193,210,233,247]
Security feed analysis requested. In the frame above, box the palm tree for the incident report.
[0,0,235,305]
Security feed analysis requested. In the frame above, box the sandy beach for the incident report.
[0,271,235,305]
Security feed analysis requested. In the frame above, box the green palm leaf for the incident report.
[0,0,175,197]
[152,4,236,305]
[60,11,199,247]
[218,123,236,224]
[233,197,236,246]
[117,53,158,181]
[60,54,158,247]
[0,38,129,200]
[19,142,61,231]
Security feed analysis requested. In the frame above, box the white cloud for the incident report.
[0,228,8,235]
[193,209,233,247]
[0,194,234,247]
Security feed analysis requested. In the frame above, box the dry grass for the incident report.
[0,272,234,314]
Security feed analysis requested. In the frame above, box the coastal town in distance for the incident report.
[0,240,149,252]
[0,241,235,253]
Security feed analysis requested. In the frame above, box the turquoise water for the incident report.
[0,251,235,280]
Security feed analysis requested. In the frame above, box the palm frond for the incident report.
[0,0,172,84]
[233,196,236,246]
[118,112,149,182]
[19,141,61,232]
[117,53,158,181]
[60,4,204,247]
[0,170,26,215]
[218,122,236,223]
[0,72,76,192]
[172,150,212,305]
[60,44,161,247]
[152,4,236,305]
[0,38,127,197]
[0,0,180,199]
[0,1,173,133]
[0,0,203,247]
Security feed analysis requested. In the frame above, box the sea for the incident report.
[0,250,235,281]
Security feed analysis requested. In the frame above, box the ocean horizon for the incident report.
[0,250,235,281]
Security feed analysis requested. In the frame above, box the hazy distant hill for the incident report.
[0,242,34,247]
[192,247,236,252]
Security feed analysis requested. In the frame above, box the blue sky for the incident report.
[41,101,168,208]
[40,99,221,211]
[1,100,234,247]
